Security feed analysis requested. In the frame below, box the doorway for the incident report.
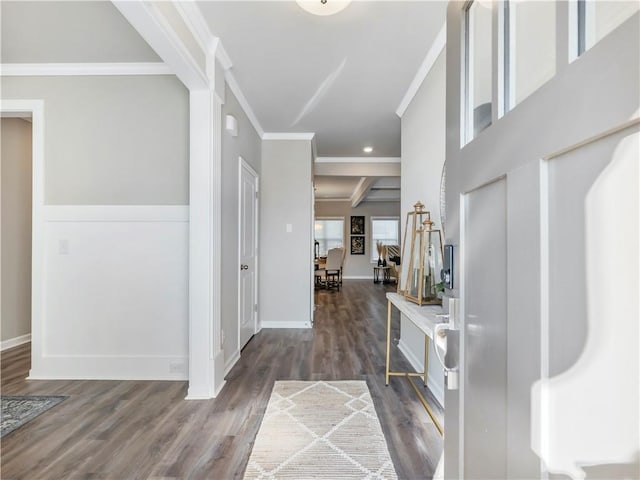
[0,100,44,378]
[1,114,33,357]
[238,157,259,350]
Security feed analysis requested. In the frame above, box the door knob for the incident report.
[240,264,249,270]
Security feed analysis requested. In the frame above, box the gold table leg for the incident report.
[384,299,443,436]
[406,374,444,436]
[385,299,391,385]
[424,335,429,387]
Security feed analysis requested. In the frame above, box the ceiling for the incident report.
[1,0,445,186]
[198,1,446,156]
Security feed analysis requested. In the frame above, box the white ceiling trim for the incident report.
[315,198,351,202]
[351,177,377,208]
[0,62,172,76]
[212,39,233,71]
[225,71,265,138]
[174,2,233,72]
[113,1,208,89]
[172,1,263,138]
[174,1,214,55]
[262,133,316,141]
[315,157,401,164]
[395,22,446,118]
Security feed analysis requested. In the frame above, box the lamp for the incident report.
[296,0,352,16]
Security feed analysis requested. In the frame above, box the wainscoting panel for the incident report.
[30,206,189,380]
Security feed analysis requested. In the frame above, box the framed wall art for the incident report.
[350,216,365,235]
[350,236,365,255]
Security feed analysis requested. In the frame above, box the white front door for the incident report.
[460,177,509,479]
[239,158,258,350]
[444,2,638,479]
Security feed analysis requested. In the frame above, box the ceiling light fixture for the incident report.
[296,0,352,16]
[363,146,373,153]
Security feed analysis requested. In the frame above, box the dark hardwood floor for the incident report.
[0,280,443,479]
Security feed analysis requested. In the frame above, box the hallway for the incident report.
[1,280,442,479]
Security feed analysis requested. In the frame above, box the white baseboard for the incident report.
[1,334,31,351]
[261,321,311,329]
[28,355,188,381]
[342,275,374,280]
[224,349,241,376]
[398,339,444,407]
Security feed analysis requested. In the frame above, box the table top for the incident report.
[386,292,444,339]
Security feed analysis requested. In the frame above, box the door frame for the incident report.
[0,100,44,370]
[237,156,259,350]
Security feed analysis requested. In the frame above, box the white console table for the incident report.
[385,292,444,436]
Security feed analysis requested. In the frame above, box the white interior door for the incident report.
[239,158,258,350]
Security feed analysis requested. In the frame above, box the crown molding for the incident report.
[0,63,172,77]
[174,2,232,71]
[171,1,262,138]
[314,197,352,202]
[174,1,214,54]
[225,72,264,138]
[396,22,446,118]
[212,39,233,71]
[315,157,401,163]
[262,132,316,141]
[113,1,208,89]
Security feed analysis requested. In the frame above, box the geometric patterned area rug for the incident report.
[244,381,397,479]
[1,396,67,438]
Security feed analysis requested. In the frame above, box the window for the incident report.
[371,217,400,262]
[502,0,556,114]
[314,217,344,257]
[463,0,493,145]
[575,0,639,58]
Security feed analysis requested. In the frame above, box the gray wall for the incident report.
[0,75,189,205]
[1,1,160,63]
[399,49,447,408]
[1,118,33,343]
[444,4,639,478]
[221,83,262,365]
[260,139,313,327]
[314,200,400,278]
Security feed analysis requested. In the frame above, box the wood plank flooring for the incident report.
[0,280,443,479]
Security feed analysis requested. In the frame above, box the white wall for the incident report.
[221,83,262,372]
[399,49,447,406]
[33,206,189,380]
[1,76,189,205]
[260,139,313,328]
[1,75,191,380]
[1,118,32,347]
[314,200,400,278]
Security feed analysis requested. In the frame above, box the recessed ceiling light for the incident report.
[296,0,352,17]
[363,146,373,153]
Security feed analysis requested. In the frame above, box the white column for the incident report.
[187,88,224,398]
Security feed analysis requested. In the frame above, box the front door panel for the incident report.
[462,177,508,479]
